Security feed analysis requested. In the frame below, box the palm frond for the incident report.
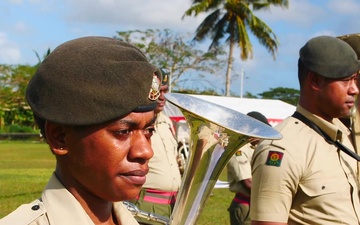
[209,13,230,50]
[183,0,223,18]
[187,0,284,59]
[236,17,253,60]
[193,9,221,42]
[183,0,289,96]
[248,15,278,59]
[251,0,289,10]
[265,0,289,8]
[225,1,254,59]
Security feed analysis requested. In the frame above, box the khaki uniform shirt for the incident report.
[144,112,181,191]
[227,143,253,197]
[0,173,139,225]
[251,106,360,224]
[351,110,360,182]
[352,111,360,149]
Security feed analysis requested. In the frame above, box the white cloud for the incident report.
[13,21,30,33]
[7,0,23,4]
[7,0,43,4]
[255,1,326,28]
[0,33,21,64]
[63,0,205,32]
[29,0,43,3]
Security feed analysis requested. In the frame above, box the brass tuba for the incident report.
[165,93,281,225]
[125,93,282,225]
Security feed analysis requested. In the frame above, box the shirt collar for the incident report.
[296,105,350,142]
[41,173,138,225]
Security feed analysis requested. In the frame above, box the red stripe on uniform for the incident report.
[145,189,177,197]
[233,193,250,205]
[143,195,176,204]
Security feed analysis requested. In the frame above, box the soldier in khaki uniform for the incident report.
[337,33,360,165]
[131,70,182,225]
[227,111,270,225]
[251,36,360,225]
[0,37,162,225]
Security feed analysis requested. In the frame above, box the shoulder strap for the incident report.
[292,111,360,161]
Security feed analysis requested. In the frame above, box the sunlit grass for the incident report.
[0,142,54,217]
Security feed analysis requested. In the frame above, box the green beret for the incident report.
[26,36,161,126]
[299,35,360,79]
[338,33,360,59]
[247,111,270,126]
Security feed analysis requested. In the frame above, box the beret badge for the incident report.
[148,74,161,101]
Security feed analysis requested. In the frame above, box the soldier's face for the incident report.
[154,84,169,114]
[55,111,155,202]
[318,73,359,119]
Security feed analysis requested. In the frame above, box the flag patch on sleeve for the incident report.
[265,151,284,167]
[235,150,242,156]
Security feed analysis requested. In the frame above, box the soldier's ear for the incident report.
[45,121,68,155]
[308,71,322,91]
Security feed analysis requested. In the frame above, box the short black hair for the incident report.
[33,113,46,139]
[298,59,311,90]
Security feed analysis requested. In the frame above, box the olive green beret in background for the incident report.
[247,111,271,126]
[26,36,162,126]
[338,33,360,59]
[160,68,170,86]
[299,35,360,79]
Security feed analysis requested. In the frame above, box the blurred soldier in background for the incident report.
[131,69,182,225]
[338,33,360,183]
[227,111,270,225]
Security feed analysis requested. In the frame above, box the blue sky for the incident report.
[1,0,360,96]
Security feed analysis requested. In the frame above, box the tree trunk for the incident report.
[225,40,234,96]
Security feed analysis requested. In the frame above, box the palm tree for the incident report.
[183,0,289,96]
[34,48,51,67]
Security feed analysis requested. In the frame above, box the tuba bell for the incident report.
[125,93,282,225]
[166,93,281,225]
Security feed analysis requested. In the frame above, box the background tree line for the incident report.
[0,0,299,133]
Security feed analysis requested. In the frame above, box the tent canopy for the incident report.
[165,94,296,127]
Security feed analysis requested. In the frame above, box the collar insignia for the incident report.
[148,74,160,101]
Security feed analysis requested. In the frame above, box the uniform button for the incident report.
[321,186,325,190]
[31,205,40,211]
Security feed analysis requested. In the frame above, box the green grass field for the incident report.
[0,142,232,224]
